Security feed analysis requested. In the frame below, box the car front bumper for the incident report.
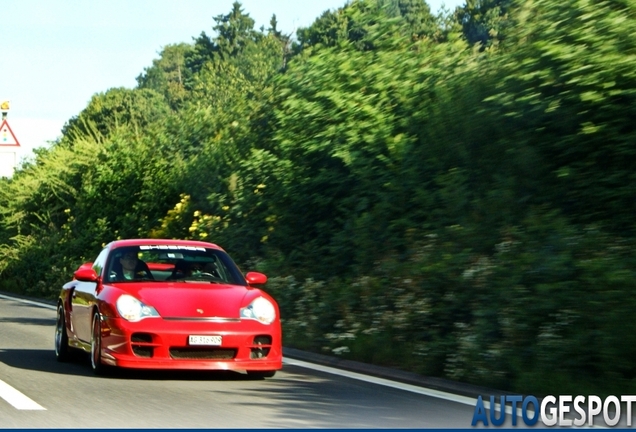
[99,315,282,371]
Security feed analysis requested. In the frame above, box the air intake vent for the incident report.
[132,346,154,358]
[250,347,271,359]
[131,333,153,343]
[250,335,273,359]
[253,335,272,345]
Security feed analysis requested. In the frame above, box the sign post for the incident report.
[0,101,20,177]
[1,100,9,120]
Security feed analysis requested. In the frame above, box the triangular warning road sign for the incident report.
[0,119,20,146]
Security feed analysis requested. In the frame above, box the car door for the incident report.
[71,247,109,343]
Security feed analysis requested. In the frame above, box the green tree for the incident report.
[136,43,193,109]
[62,87,170,143]
[185,1,262,77]
[294,0,439,54]
[455,0,512,48]
[484,0,636,233]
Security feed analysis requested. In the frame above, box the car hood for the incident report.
[117,283,252,319]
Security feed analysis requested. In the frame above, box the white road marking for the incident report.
[283,359,605,428]
[284,357,479,407]
[0,379,46,410]
[0,293,56,310]
[0,293,53,410]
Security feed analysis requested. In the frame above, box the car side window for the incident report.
[92,247,109,277]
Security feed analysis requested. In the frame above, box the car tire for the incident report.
[55,305,72,362]
[91,311,108,375]
[247,370,276,379]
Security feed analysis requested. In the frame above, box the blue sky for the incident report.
[1,0,463,161]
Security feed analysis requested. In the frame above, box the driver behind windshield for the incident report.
[110,250,153,281]
[187,262,203,275]
[168,260,220,280]
[167,260,200,280]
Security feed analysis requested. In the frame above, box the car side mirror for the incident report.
[245,272,267,285]
[74,266,98,282]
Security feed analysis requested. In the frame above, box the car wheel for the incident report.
[90,311,107,375]
[55,305,72,362]
[247,370,276,379]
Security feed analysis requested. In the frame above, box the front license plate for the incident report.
[189,335,222,346]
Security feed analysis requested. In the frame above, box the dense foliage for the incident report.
[1,0,635,396]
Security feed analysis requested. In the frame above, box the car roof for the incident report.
[108,239,224,251]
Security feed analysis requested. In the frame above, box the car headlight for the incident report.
[240,297,276,325]
[116,294,160,322]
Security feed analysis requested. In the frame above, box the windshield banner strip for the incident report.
[139,245,206,252]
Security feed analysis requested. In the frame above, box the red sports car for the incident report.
[55,239,282,377]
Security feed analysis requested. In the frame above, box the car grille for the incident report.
[170,348,237,360]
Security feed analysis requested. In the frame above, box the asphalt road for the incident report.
[0,294,486,428]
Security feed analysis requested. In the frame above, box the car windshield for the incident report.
[104,245,246,285]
